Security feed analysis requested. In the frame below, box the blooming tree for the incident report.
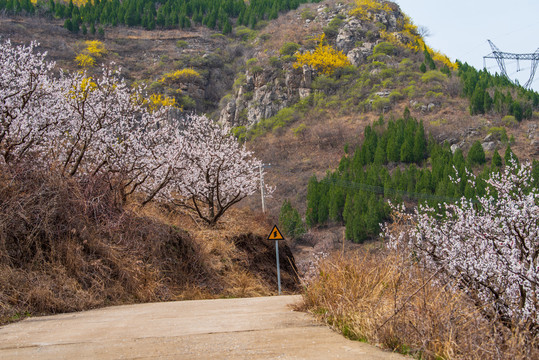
[385,162,538,332]
[47,66,174,201]
[0,40,265,223]
[168,114,262,226]
[0,40,60,164]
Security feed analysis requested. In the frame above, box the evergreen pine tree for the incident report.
[470,87,485,115]
[413,121,426,163]
[305,176,319,227]
[279,200,306,239]
[504,145,519,166]
[467,141,486,166]
[64,18,73,32]
[400,138,414,163]
[374,140,387,165]
[491,149,502,169]
[222,18,232,34]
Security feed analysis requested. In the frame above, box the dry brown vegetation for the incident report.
[301,248,539,359]
[0,164,299,325]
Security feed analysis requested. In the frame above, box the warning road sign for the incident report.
[267,225,285,241]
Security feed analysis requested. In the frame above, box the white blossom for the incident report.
[0,40,60,163]
[384,163,539,330]
[166,114,262,226]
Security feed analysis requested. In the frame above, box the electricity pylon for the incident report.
[483,40,539,89]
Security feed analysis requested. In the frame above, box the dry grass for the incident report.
[0,164,299,324]
[301,249,538,359]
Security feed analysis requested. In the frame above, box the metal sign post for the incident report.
[267,225,284,295]
[275,241,281,295]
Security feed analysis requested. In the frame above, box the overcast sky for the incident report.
[394,0,539,91]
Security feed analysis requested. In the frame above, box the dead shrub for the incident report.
[302,250,538,359]
[0,162,301,324]
[0,163,206,323]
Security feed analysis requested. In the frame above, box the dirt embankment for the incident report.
[0,166,300,325]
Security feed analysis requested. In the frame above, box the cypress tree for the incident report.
[64,18,73,31]
[470,87,485,115]
[400,138,414,163]
[491,149,502,169]
[222,18,232,34]
[279,200,305,239]
[305,176,319,227]
[413,121,426,163]
[374,140,387,165]
[317,189,329,224]
[504,145,519,166]
[467,141,486,166]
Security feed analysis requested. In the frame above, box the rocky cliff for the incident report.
[219,1,404,127]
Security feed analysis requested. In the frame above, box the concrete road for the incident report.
[0,295,406,359]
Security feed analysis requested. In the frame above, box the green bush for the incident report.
[389,90,403,103]
[246,58,258,66]
[233,73,246,89]
[301,9,316,21]
[425,91,443,99]
[403,85,416,98]
[269,56,282,68]
[235,27,257,41]
[250,65,263,75]
[488,126,508,143]
[231,126,247,142]
[380,68,395,79]
[280,42,300,56]
[399,58,413,68]
[312,75,339,92]
[259,33,271,42]
[421,70,447,83]
[243,91,253,100]
[293,123,307,138]
[373,42,396,56]
[372,96,390,113]
[502,115,518,127]
[176,40,188,48]
[323,17,343,38]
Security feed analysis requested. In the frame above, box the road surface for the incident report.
[0,295,406,359]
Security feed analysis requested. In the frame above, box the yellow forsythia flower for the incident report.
[159,68,201,83]
[147,94,177,112]
[350,0,392,19]
[293,34,351,75]
[85,40,107,57]
[76,54,95,68]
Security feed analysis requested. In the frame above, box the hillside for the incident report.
[1,1,538,356]
[1,0,538,292]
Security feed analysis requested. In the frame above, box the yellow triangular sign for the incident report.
[267,225,285,241]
